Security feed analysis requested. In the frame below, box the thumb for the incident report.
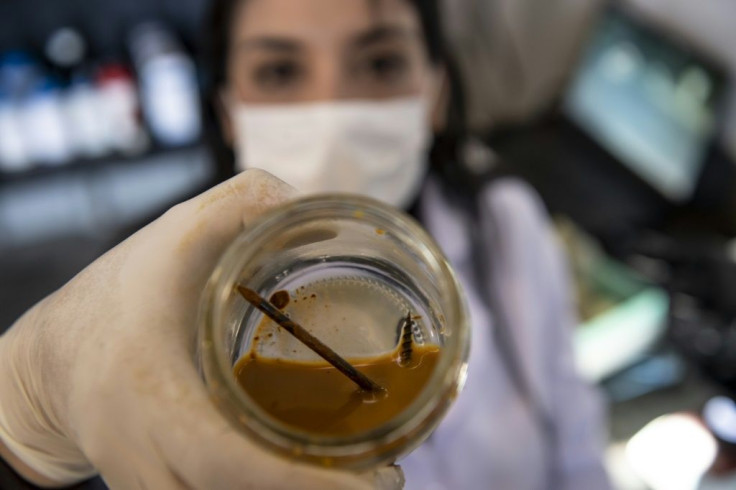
[161,169,296,271]
[181,168,296,229]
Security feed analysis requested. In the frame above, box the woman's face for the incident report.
[224,0,438,105]
[221,0,442,208]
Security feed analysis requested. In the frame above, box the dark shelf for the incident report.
[0,140,205,185]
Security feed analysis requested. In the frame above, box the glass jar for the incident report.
[198,194,469,470]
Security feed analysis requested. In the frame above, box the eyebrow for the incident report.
[235,37,302,53]
[234,24,418,54]
[351,25,418,48]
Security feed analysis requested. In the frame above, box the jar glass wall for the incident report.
[198,194,469,470]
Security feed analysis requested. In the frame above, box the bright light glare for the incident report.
[625,414,717,490]
[703,396,736,444]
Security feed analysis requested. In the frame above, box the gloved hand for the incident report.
[0,169,404,489]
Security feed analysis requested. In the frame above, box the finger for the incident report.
[180,167,296,229]
[183,430,373,490]
[362,465,405,490]
[155,169,297,292]
[92,436,192,490]
[102,466,190,490]
[170,168,295,252]
[147,360,372,490]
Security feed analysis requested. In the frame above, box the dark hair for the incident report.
[199,0,467,183]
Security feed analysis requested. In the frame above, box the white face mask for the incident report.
[229,96,431,209]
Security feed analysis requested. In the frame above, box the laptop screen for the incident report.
[564,8,726,202]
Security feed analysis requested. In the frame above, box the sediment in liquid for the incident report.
[234,276,438,435]
[234,344,439,435]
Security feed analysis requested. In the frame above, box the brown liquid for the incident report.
[233,345,440,436]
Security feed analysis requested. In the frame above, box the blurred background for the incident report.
[0,0,735,488]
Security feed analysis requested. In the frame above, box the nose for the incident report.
[307,54,352,102]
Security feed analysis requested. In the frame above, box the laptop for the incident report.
[564,5,728,203]
[491,5,730,250]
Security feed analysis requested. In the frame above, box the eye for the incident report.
[365,52,409,82]
[253,60,304,90]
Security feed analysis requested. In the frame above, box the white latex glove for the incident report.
[0,169,404,490]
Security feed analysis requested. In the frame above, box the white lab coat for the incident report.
[400,177,611,489]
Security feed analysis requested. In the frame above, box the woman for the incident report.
[0,0,610,488]
[204,0,611,488]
